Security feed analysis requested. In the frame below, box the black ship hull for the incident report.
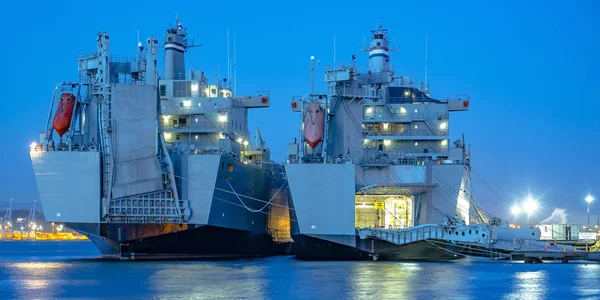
[292,234,462,261]
[69,223,291,260]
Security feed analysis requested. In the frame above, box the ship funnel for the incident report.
[368,22,390,73]
[163,15,187,80]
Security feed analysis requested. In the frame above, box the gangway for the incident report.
[358,217,577,260]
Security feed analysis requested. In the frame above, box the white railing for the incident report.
[358,223,491,246]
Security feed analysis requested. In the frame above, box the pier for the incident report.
[512,250,600,263]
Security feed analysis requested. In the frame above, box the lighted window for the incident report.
[414,142,418,146]
[195,135,199,140]
[218,114,227,122]
[164,132,171,139]
[414,125,418,129]
[183,100,192,107]
[383,123,389,131]
[414,109,418,113]
[400,107,407,114]
[384,140,391,146]
[440,122,448,130]
[441,140,448,147]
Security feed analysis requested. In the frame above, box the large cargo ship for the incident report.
[285,24,482,260]
[29,17,293,259]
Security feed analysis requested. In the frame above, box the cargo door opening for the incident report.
[355,195,412,230]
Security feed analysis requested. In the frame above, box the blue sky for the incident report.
[1,0,598,224]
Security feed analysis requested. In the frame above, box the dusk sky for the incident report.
[1,0,598,224]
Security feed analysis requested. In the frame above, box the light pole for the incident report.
[523,196,538,226]
[511,204,521,225]
[585,195,594,228]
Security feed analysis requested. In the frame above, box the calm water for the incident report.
[0,241,599,299]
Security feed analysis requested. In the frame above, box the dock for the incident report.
[512,250,600,263]
[0,232,89,241]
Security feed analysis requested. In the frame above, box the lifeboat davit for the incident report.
[52,93,76,137]
[303,102,324,148]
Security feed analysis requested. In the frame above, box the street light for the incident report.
[511,204,521,224]
[523,196,538,226]
[585,194,594,228]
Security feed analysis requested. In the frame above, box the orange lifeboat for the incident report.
[303,102,324,148]
[52,93,76,137]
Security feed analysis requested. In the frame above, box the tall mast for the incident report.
[425,34,429,93]
[311,56,315,94]
[234,32,237,96]
[227,29,230,88]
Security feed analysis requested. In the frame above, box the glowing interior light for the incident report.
[191,83,199,92]
[163,115,170,125]
[383,140,391,146]
[164,132,171,139]
[440,122,448,130]
[414,142,419,146]
[366,107,373,114]
[400,107,407,114]
[237,138,243,144]
[383,123,389,131]
[183,100,192,107]
[441,139,448,146]
[218,114,227,122]
[243,140,249,146]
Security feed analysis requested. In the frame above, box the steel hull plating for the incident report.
[69,223,289,259]
[34,153,292,259]
[293,234,461,261]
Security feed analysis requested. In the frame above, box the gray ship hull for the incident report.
[31,152,292,259]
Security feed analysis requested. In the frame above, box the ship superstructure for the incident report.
[29,17,292,259]
[285,24,477,260]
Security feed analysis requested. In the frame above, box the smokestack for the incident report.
[163,15,187,80]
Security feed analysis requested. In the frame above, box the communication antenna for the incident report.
[425,34,429,93]
[310,56,315,94]
[333,34,336,65]
[234,32,237,96]
[227,29,230,88]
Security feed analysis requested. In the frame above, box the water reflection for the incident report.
[146,261,267,299]
[505,270,548,300]
[3,262,70,299]
[575,264,600,298]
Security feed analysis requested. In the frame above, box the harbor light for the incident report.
[585,194,594,228]
[511,205,522,216]
[586,195,594,203]
[523,197,538,215]
[511,204,521,224]
[523,196,538,226]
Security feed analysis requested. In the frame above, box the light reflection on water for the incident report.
[0,242,600,299]
[505,271,548,300]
